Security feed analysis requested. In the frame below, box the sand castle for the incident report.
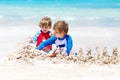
[5,42,120,65]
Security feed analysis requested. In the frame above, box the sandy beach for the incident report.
[0,26,120,80]
[0,0,120,79]
[0,63,120,80]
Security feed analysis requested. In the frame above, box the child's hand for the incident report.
[27,35,32,43]
[49,52,57,58]
[48,48,59,58]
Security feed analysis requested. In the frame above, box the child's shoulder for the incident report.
[65,34,72,40]
[36,30,41,33]
[66,34,72,37]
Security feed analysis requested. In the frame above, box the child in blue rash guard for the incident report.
[37,21,73,57]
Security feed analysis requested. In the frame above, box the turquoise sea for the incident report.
[0,0,120,27]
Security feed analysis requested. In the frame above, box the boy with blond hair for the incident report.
[28,17,52,52]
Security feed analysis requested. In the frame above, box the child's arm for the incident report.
[66,35,73,56]
[31,30,41,43]
[37,36,57,50]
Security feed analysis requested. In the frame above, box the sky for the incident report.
[0,0,120,8]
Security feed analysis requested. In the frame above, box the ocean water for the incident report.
[0,1,120,27]
[0,7,120,27]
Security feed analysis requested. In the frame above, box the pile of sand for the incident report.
[4,42,120,65]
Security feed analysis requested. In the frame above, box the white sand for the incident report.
[0,63,120,80]
[0,26,120,80]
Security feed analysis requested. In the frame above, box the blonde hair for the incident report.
[39,17,52,28]
[53,21,69,34]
